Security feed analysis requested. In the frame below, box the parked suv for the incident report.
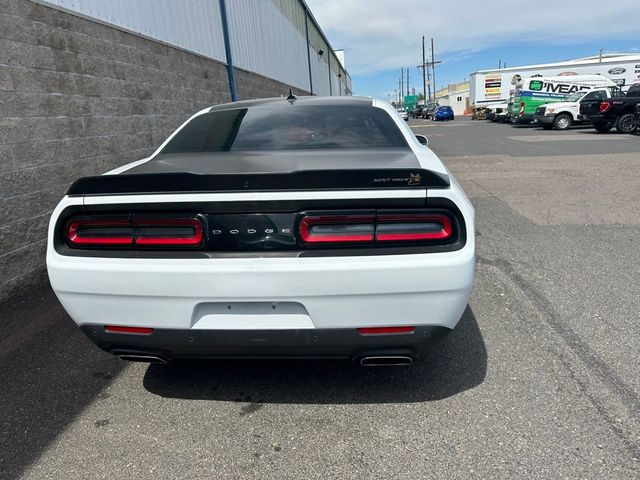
[633,102,640,130]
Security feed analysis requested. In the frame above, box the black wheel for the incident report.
[553,113,572,130]
[593,121,614,133]
[541,124,553,130]
[616,113,637,134]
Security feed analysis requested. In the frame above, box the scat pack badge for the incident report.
[408,173,422,186]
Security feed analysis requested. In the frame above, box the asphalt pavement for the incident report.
[1,117,639,479]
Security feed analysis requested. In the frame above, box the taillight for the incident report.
[375,213,451,242]
[299,214,374,244]
[599,101,612,113]
[299,211,453,246]
[65,216,203,248]
[67,220,133,245]
[519,102,525,115]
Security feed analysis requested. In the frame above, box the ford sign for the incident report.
[608,67,626,75]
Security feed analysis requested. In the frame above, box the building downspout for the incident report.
[304,9,314,95]
[218,0,237,101]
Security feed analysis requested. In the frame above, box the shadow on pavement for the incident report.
[143,306,486,404]
[0,284,125,480]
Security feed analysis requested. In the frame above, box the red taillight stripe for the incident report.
[66,217,203,247]
[67,221,133,245]
[133,219,203,246]
[375,214,452,242]
[357,326,415,335]
[299,212,453,245]
[300,215,375,244]
[104,325,154,335]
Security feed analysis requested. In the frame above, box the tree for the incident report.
[418,93,425,101]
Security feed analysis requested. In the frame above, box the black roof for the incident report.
[209,96,372,112]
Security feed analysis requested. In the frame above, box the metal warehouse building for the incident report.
[36,0,352,97]
[0,0,349,301]
[470,53,640,105]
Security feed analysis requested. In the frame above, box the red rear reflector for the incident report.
[104,325,154,335]
[300,215,374,244]
[357,326,415,335]
[599,101,612,113]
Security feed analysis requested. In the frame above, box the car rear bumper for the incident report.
[81,324,452,361]
[49,247,475,332]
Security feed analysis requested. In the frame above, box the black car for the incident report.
[634,102,640,130]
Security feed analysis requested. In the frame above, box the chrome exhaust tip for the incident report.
[359,355,413,367]
[113,350,169,364]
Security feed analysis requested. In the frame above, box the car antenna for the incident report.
[286,89,297,103]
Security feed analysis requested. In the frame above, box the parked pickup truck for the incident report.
[534,87,624,130]
[634,103,640,130]
[579,84,640,133]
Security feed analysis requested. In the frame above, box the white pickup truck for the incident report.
[534,86,623,130]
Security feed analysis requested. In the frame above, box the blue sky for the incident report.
[306,0,640,100]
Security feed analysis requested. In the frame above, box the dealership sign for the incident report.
[529,80,590,94]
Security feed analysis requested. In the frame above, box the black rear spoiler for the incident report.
[67,169,450,196]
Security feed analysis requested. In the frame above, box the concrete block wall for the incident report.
[0,0,309,301]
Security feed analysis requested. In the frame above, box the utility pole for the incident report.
[431,37,437,101]
[400,68,404,106]
[421,36,427,102]
[406,67,410,96]
[426,58,431,101]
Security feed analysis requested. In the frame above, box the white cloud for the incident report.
[306,0,640,75]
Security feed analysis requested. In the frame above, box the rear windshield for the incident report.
[161,105,408,153]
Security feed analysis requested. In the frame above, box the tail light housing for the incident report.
[519,102,525,115]
[599,101,612,113]
[300,214,374,244]
[298,210,455,246]
[65,216,203,248]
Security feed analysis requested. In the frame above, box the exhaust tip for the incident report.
[113,350,169,364]
[359,355,413,367]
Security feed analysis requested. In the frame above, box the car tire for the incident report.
[615,113,638,134]
[553,113,572,130]
[541,124,553,130]
[593,121,614,133]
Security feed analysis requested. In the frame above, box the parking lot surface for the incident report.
[1,118,639,479]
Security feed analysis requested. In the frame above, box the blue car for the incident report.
[432,106,455,121]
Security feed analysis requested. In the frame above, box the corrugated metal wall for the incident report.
[40,0,349,96]
[225,0,309,90]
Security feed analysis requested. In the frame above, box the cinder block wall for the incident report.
[0,0,309,301]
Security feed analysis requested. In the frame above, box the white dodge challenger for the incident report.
[47,96,475,366]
